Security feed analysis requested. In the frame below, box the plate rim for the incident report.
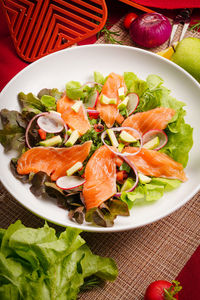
[1,44,200,232]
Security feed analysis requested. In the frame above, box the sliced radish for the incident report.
[85,90,99,108]
[101,126,143,157]
[37,112,64,133]
[26,111,68,148]
[114,156,139,197]
[126,93,139,116]
[87,109,100,119]
[143,129,168,151]
[56,176,86,190]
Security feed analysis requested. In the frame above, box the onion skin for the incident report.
[129,13,172,48]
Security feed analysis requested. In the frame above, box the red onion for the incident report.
[114,156,139,197]
[129,13,172,48]
[143,129,168,150]
[25,112,47,149]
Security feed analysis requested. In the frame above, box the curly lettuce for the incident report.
[121,178,181,209]
[123,72,193,167]
[0,221,118,299]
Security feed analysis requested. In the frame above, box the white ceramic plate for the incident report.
[0,45,200,232]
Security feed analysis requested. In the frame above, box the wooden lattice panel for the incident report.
[1,0,107,62]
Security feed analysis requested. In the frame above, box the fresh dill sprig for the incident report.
[97,21,123,45]
[189,21,200,31]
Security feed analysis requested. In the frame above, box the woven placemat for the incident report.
[0,16,200,300]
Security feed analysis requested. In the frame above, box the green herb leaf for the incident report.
[189,21,200,31]
[119,162,131,173]
[98,23,123,45]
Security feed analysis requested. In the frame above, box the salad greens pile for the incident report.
[119,72,193,208]
[0,221,117,299]
[124,72,193,167]
[0,71,193,227]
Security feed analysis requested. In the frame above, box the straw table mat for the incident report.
[1,16,200,300]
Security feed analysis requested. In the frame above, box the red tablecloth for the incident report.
[0,1,199,298]
[130,0,200,9]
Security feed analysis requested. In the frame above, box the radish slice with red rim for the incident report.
[25,111,68,148]
[126,93,139,116]
[143,129,168,150]
[85,90,99,108]
[87,109,100,119]
[56,176,86,190]
[101,126,143,157]
[114,156,139,197]
[37,111,64,133]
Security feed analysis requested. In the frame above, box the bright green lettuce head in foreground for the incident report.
[0,221,118,300]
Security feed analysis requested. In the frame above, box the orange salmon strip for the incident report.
[57,94,91,135]
[96,72,127,128]
[17,141,92,181]
[124,147,187,182]
[122,107,175,135]
[83,146,117,210]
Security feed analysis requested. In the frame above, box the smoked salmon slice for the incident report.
[96,72,127,128]
[57,94,91,135]
[17,141,92,181]
[124,147,187,182]
[83,146,117,210]
[122,107,175,135]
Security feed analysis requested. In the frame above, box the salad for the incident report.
[0,71,193,227]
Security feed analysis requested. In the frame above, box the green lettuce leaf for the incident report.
[146,74,164,91]
[0,221,118,300]
[124,72,148,97]
[66,81,83,100]
[18,92,45,115]
[121,178,181,209]
[65,81,98,105]
[161,120,193,168]
[94,71,106,85]
[40,95,56,111]
[37,88,62,101]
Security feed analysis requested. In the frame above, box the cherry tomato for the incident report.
[124,12,138,30]
[116,170,128,183]
[38,128,46,140]
[144,280,181,300]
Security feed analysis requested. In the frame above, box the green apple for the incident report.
[171,37,200,82]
